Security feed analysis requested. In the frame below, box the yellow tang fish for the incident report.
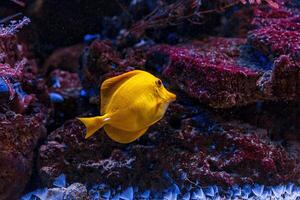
[78,70,176,144]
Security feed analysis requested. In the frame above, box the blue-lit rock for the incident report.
[212,185,219,195]
[21,188,48,200]
[119,186,134,200]
[252,184,264,197]
[53,174,66,188]
[49,92,64,103]
[139,190,150,199]
[171,183,181,195]
[89,189,100,200]
[21,182,89,200]
[51,76,61,88]
[20,192,33,200]
[180,172,188,181]
[271,185,285,198]
[260,187,272,199]
[21,181,300,200]
[151,191,163,199]
[181,192,191,200]
[101,190,111,200]
[203,186,216,197]
[241,185,252,199]
[111,193,120,200]
[163,191,173,200]
[286,183,294,195]
[231,185,241,198]
[225,189,233,199]
[13,82,27,98]
[292,186,300,196]
[0,76,9,102]
[84,34,101,44]
[32,188,48,200]
[191,188,205,200]
[64,183,88,200]
[45,187,65,200]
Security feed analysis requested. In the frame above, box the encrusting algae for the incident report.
[78,70,176,143]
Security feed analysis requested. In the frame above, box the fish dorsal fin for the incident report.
[100,70,143,114]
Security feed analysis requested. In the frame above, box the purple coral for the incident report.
[0,16,31,35]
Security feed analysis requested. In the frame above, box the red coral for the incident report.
[0,111,46,200]
[248,2,300,100]
[168,119,300,186]
[149,38,262,108]
[240,0,279,9]
[49,70,81,93]
[148,33,299,108]
[37,101,300,189]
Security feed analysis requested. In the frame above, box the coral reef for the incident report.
[0,111,46,200]
[22,182,89,200]
[1,0,299,200]
[146,1,300,108]
[47,69,82,126]
[21,177,300,200]
[38,96,300,190]
[248,3,300,100]
[79,40,147,92]
[0,16,49,200]
[31,1,300,199]
[149,38,262,108]
[43,44,84,74]
[149,37,299,108]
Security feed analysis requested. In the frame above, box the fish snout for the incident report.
[166,91,176,102]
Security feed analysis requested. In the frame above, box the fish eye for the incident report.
[156,79,162,87]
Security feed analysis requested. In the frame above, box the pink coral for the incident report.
[240,0,279,8]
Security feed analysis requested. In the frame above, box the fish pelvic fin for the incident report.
[77,115,110,139]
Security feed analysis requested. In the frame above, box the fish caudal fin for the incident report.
[77,115,109,139]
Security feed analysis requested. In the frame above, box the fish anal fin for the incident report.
[104,125,148,144]
[100,70,143,114]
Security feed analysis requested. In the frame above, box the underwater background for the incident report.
[0,0,299,199]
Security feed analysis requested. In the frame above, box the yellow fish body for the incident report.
[78,70,176,143]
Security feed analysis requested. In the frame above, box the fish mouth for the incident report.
[165,91,176,102]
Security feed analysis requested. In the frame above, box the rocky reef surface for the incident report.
[0,0,299,200]
[38,93,300,188]
[149,1,300,108]
[0,17,49,200]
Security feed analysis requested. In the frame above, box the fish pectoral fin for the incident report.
[104,125,148,144]
[100,70,143,114]
[77,115,110,139]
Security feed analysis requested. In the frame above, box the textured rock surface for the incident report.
[0,34,23,66]
[43,44,84,74]
[149,35,299,108]
[49,70,81,93]
[79,40,147,94]
[147,1,300,108]
[38,94,300,189]
[21,183,89,200]
[248,3,300,101]
[0,18,49,200]
[47,69,83,127]
[2,1,300,200]
[0,111,46,200]
[0,25,48,113]
[38,2,300,187]
[79,40,124,90]
[149,38,263,108]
